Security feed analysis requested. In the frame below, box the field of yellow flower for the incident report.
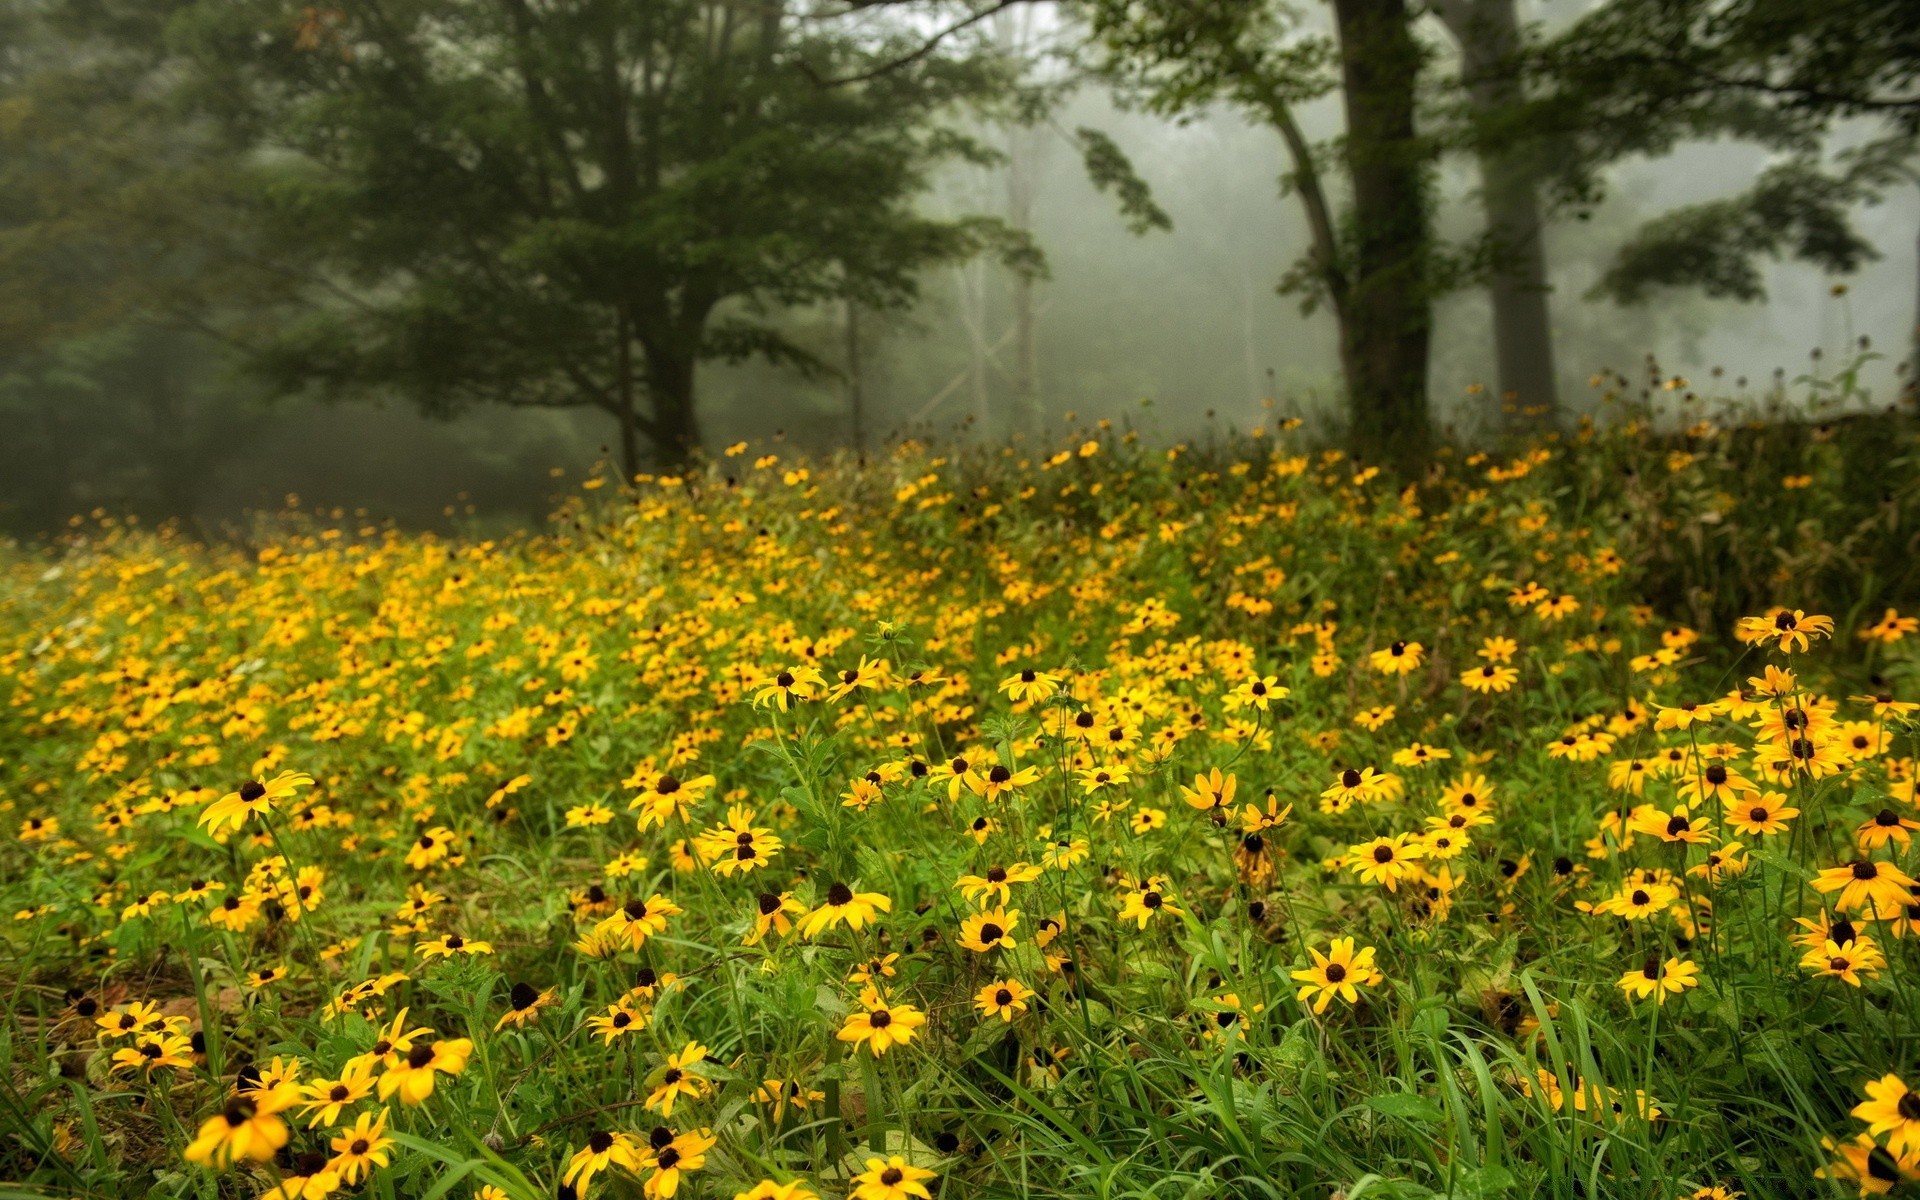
[6,404,1920,1200]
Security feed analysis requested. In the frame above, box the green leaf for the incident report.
[1446,1164,1516,1198]
[1749,848,1814,880]
[1367,1091,1445,1122]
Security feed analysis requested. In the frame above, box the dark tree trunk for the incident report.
[614,306,642,483]
[646,349,702,467]
[845,298,866,456]
[1434,0,1560,432]
[1910,186,1920,405]
[1331,0,1433,467]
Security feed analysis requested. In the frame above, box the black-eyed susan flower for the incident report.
[96,999,163,1039]
[629,770,716,832]
[260,1152,340,1200]
[564,1129,645,1194]
[325,1107,394,1184]
[417,932,494,961]
[837,986,927,1056]
[956,862,1041,907]
[197,771,314,836]
[1116,878,1183,928]
[1460,662,1518,693]
[1291,937,1381,1014]
[645,1041,713,1116]
[958,906,1020,952]
[298,1060,376,1126]
[1852,1074,1920,1160]
[1178,768,1236,812]
[998,668,1062,703]
[1722,789,1797,836]
[1593,880,1677,921]
[736,1181,820,1200]
[1813,859,1916,916]
[1801,936,1885,986]
[1347,833,1426,891]
[852,1155,936,1200]
[1224,675,1287,712]
[1616,955,1700,1004]
[588,998,649,1044]
[640,1125,715,1199]
[184,1084,298,1168]
[377,1034,471,1104]
[1814,1132,1917,1196]
[1369,640,1425,675]
[752,1078,825,1121]
[974,977,1034,1022]
[1626,803,1715,845]
[1856,808,1920,852]
[746,890,806,945]
[1736,608,1834,653]
[798,882,892,938]
[495,981,559,1031]
[110,1029,195,1075]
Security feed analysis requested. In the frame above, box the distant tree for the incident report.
[1533,0,1920,387]
[0,1,287,359]
[1430,0,1559,429]
[1075,0,1437,465]
[71,0,1034,477]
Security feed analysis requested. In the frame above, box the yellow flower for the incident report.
[958,907,1020,952]
[974,977,1034,1022]
[1291,937,1381,1014]
[641,1126,716,1199]
[1368,640,1425,675]
[646,1041,713,1116]
[736,1183,820,1200]
[299,1060,377,1126]
[998,668,1063,703]
[1346,834,1426,891]
[1852,1074,1920,1160]
[377,1036,472,1104]
[956,862,1042,907]
[184,1084,299,1169]
[1812,859,1916,917]
[196,771,314,836]
[1178,768,1237,811]
[1616,956,1700,1004]
[798,883,892,938]
[852,1156,936,1200]
[564,1129,645,1194]
[1116,878,1183,928]
[325,1107,395,1183]
[837,985,927,1056]
[1800,937,1885,987]
[588,998,649,1044]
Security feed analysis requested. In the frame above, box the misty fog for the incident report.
[2,0,1913,536]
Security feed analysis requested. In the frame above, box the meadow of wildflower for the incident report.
[6,396,1920,1200]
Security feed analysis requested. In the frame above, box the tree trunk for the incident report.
[615,306,642,482]
[845,297,866,457]
[1330,0,1433,467]
[1434,0,1560,432]
[645,349,702,468]
[1910,184,1920,406]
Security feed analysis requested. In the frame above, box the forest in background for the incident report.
[0,0,1915,534]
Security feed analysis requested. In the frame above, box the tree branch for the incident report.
[806,0,1045,87]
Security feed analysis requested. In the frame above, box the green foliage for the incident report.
[53,0,1036,470]
[1533,0,1920,302]
[1594,160,1881,303]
